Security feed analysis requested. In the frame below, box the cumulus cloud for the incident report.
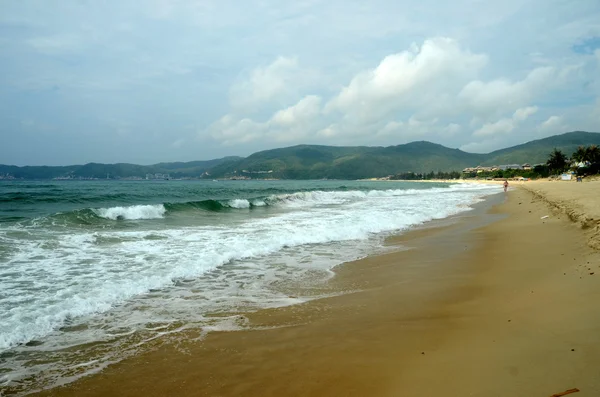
[537,115,566,134]
[460,140,503,153]
[377,117,440,139]
[513,106,539,122]
[458,68,554,120]
[461,105,545,152]
[472,106,538,137]
[210,94,323,145]
[325,38,488,123]
[3,0,600,165]
[229,56,315,112]
[207,31,596,152]
[473,118,516,137]
[271,95,322,126]
[209,38,496,147]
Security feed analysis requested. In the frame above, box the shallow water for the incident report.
[0,179,500,394]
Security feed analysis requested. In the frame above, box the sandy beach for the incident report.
[28,181,600,397]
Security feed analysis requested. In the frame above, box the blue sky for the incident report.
[1,0,599,165]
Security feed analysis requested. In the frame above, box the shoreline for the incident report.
[24,182,600,396]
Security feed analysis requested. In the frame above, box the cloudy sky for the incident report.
[1,0,599,166]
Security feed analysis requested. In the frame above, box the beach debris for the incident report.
[550,388,580,396]
[571,349,575,351]
[590,272,594,275]
[541,215,550,219]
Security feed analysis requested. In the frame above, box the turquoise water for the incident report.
[0,179,499,394]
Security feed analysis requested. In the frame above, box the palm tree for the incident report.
[571,146,587,162]
[546,148,568,174]
[587,145,600,164]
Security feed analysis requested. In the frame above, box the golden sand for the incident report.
[32,182,600,397]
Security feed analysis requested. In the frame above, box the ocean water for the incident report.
[0,180,500,394]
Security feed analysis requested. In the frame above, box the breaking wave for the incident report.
[93,204,167,220]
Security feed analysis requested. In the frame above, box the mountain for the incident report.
[209,142,484,179]
[208,131,600,179]
[482,131,600,165]
[0,157,242,180]
[1,131,599,180]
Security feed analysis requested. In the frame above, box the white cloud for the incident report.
[317,124,339,138]
[325,37,488,123]
[473,118,516,137]
[209,30,594,151]
[210,95,323,145]
[443,123,462,136]
[473,106,538,137]
[537,115,565,134]
[2,0,600,166]
[377,117,439,138]
[209,115,266,145]
[271,95,322,126]
[513,106,539,122]
[458,68,554,120]
[460,140,502,153]
[229,56,310,111]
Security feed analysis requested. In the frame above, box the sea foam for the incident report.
[93,204,166,220]
[0,182,500,392]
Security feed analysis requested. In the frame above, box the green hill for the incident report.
[482,131,600,165]
[1,131,599,180]
[209,132,600,179]
[0,157,242,180]
[210,142,483,179]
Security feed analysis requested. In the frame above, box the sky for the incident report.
[1,0,600,166]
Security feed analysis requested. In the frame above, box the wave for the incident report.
[165,198,265,212]
[0,182,501,354]
[11,184,499,226]
[0,191,136,205]
[93,205,167,220]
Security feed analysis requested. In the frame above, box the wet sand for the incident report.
[30,183,600,397]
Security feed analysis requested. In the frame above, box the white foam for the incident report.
[1,184,501,350]
[0,183,501,390]
[93,204,166,220]
[227,199,251,209]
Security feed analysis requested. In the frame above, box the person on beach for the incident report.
[503,180,509,192]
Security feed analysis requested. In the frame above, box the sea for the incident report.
[0,179,500,394]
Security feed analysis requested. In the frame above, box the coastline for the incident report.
[369,178,513,185]
[26,182,600,397]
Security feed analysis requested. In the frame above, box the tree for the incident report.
[587,145,600,164]
[571,146,587,162]
[533,164,550,178]
[546,148,568,174]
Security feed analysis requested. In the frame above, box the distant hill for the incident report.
[208,131,600,179]
[482,131,600,165]
[0,156,242,180]
[209,142,485,179]
[1,131,599,180]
